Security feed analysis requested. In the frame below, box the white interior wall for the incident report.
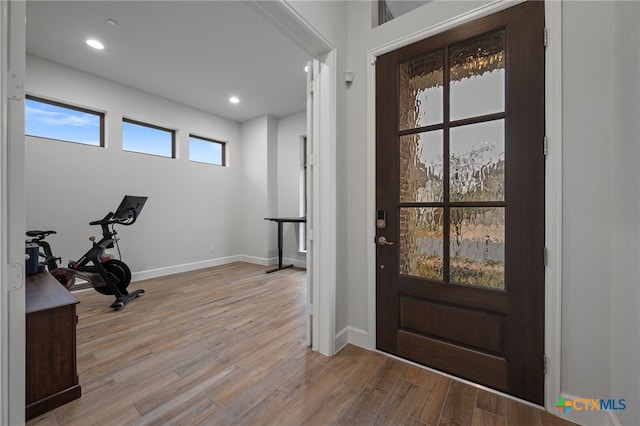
[561,3,640,424]
[611,2,640,426]
[267,114,278,260]
[561,0,614,401]
[276,111,307,266]
[239,115,273,264]
[344,0,376,342]
[26,54,243,277]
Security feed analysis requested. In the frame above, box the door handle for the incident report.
[377,236,395,246]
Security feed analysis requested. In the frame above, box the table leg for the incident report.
[266,221,294,273]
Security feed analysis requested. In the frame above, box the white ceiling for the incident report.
[25,1,312,123]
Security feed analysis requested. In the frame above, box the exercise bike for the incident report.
[26,195,148,310]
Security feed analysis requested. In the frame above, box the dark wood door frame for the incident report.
[375,0,546,404]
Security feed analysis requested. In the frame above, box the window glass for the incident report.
[379,0,430,25]
[25,96,103,146]
[449,30,505,121]
[399,49,443,130]
[189,135,225,166]
[122,119,174,158]
[395,29,508,291]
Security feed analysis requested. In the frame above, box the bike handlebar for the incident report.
[123,209,138,226]
[89,212,114,226]
[89,209,138,227]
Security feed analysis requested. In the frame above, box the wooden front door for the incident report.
[375,1,545,404]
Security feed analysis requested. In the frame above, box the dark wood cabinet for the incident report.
[26,272,81,420]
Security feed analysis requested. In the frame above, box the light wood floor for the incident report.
[27,262,576,426]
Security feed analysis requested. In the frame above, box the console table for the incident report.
[26,272,81,420]
[264,217,306,273]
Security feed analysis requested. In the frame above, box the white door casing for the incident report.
[1,0,26,424]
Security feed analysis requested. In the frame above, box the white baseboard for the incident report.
[282,256,307,269]
[131,254,306,283]
[554,393,623,426]
[336,325,372,353]
[238,255,271,266]
[335,327,349,352]
[131,255,243,282]
[248,255,307,268]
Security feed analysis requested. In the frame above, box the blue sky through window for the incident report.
[122,120,173,157]
[25,98,102,145]
[189,136,223,165]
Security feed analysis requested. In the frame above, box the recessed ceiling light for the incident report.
[86,39,104,50]
[106,18,118,26]
[229,96,240,104]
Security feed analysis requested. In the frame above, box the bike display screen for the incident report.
[113,195,148,223]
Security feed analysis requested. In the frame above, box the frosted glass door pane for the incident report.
[399,50,443,130]
[400,130,443,203]
[450,120,505,202]
[450,31,505,121]
[450,207,505,289]
[400,207,443,280]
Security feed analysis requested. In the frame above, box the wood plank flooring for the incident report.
[26,262,576,426]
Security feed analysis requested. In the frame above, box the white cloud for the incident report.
[26,106,98,128]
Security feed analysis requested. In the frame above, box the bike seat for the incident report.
[26,230,56,238]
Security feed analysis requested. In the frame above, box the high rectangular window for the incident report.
[25,95,104,146]
[188,134,225,166]
[378,0,430,25]
[122,118,175,158]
